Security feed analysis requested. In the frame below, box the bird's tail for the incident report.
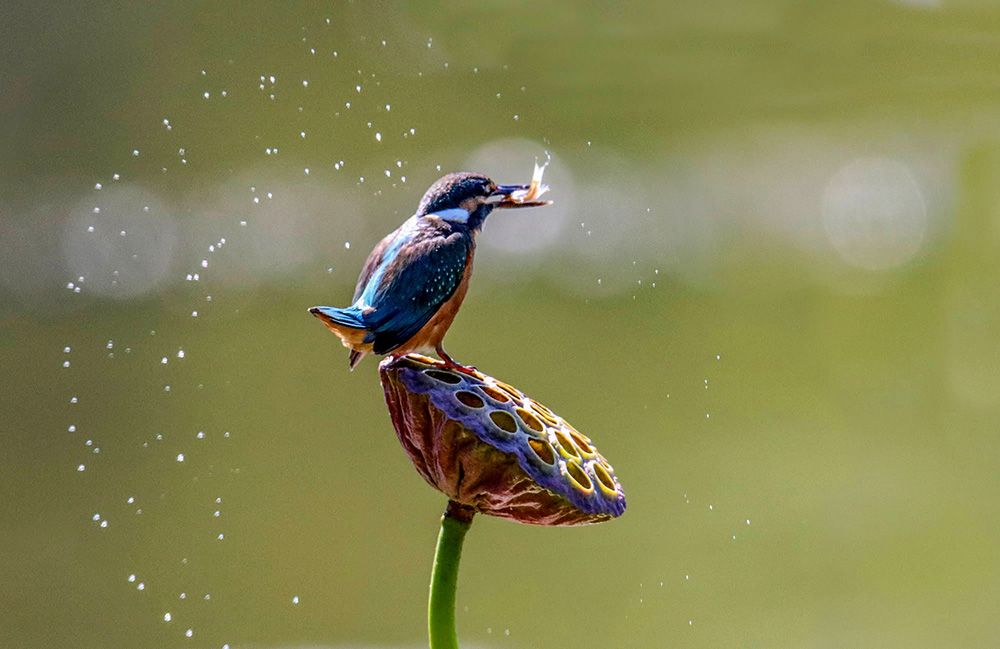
[309,306,373,369]
[309,305,366,329]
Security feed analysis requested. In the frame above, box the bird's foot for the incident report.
[445,360,480,377]
[436,348,479,377]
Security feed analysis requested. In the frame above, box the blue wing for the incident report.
[357,226,470,354]
[353,229,399,303]
[309,229,402,343]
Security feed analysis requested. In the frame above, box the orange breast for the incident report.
[398,248,474,354]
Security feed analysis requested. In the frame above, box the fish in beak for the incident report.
[489,162,552,208]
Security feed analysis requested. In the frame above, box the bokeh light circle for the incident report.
[61,187,179,299]
[822,158,927,271]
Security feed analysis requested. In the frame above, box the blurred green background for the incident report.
[3,1,1000,647]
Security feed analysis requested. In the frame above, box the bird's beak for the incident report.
[489,162,553,208]
[493,183,531,196]
[490,184,536,209]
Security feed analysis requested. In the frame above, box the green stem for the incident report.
[428,500,475,649]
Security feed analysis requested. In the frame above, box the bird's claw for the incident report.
[436,348,479,377]
[446,361,479,377]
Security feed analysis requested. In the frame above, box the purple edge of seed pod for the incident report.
[397,365,626,518]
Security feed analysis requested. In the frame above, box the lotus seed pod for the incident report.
[379,354,626,526]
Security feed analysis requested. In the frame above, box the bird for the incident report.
[310,169,551,372]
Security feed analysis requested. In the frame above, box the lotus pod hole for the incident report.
[528,438,557,465]
[425,370,463,385]
[495,382,522,403]
[379,354,626,526]
[569,429,595,454]
[555,430,581,459]
[481,386,510,403]
[515,407,545,433]
[566,461,593,492]
[530,401,559,423]
[489,410,519,433]
[593,462,618,495]
[455,391,486,409]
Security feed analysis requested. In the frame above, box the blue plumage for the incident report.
[310,171,550,370]
[354,216,471,354]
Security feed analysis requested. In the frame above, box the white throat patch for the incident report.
[428,207,472,224]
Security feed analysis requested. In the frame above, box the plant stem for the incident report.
[428,500,475,649]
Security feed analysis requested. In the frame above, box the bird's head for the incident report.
[417,171,550,230]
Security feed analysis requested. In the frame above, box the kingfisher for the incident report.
[310,167,551,372]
